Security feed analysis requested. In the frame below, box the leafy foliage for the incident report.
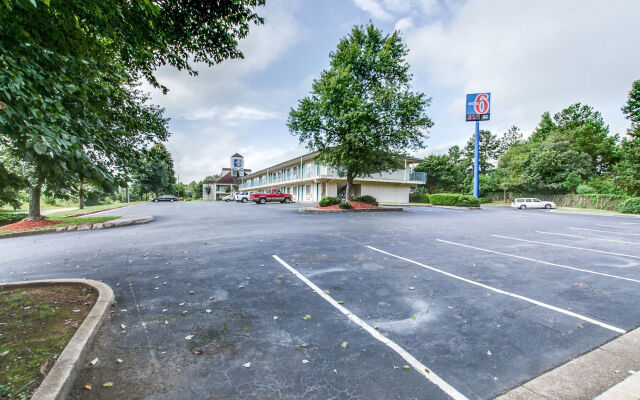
[621,198,640,214]
[132,144,176,198]
[0,0,264,218]
[318,196,341,207]
[288,23,432,199]
[429,193,479,207]
[338,201,353,209]
[0,212,27,226]
[352,195,378,206]
[0,162,25,208]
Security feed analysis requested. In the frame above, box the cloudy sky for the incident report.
[145,0,640,182]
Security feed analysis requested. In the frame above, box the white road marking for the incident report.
[436,239,640,284]
[597,224,633,229]
[621,223,640,225]
[535,231,640,245]
[492,235,640,260]
[570,227,640,237]
[366,246,626,334]
[271,255,469,400]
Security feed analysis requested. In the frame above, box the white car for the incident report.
[511,198,555,210]
[222,193,235,202]
[234,192,254,203]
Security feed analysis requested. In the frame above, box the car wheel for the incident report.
[154,199,158,202]
[242,198,247,203]
[545,204,551,209]
[284,197,291,204]
[259,197,266,204]
[171,199,174,202]
[520,205,526,210]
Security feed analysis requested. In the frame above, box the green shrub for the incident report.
[319,196,341,207]
[0,212,27,227]
[429,193,480,207]
[338,201,353,209]
[409,194,430,203]
[576,184,596,194]
[429,193,460,206]
[456,195,480,207]
[352,195,378,206]
[621,198,640,214]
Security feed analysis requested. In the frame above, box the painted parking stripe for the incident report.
[596,223,633,229]
[271,255,469,400]
[535,231,640,245]
[436,239,640,284]
[570,227,640,237]
[366,246,625,334]
[492,234,640,260]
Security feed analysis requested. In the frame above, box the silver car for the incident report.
[511,198,555,210]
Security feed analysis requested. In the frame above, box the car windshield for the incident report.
[533,199,541,202]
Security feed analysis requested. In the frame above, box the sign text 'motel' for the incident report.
[466,92,491,198]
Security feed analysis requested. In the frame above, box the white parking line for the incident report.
[492,234,640,260]
[366,246,626,334]
[271,255,469,400]
[570,227,640,237]
[621,223,640,225]
[597,224,634,229]
[535,231,640,245]
[436,239,640,284]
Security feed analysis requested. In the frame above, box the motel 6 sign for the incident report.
[466,93,491,121]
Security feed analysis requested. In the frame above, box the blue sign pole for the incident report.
[474,120,479,198]
[466,92,490,199]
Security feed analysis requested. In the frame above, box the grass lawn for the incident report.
[0,285,97,399]
[46,202,141,218]
[552,207,634,216]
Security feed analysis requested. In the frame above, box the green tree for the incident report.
[463,130,501,174]
[0,162,25,209]
[415,150,464,193]
[529,112,556,143]
[287,24,432,199]
[521,141,591,191]
[134,144,176,198]
[498,126,523,156]
[562,172,582,193]
[550,103,619,174]
[622,79,640,137]
[0,0,264,219]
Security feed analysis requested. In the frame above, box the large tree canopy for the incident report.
[287,23,432,199]
[0,0,264,218]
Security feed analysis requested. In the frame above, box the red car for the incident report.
[251,189,293,204]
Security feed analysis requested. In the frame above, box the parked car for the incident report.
[222,193,235,202]
[250,189,293,204]
[511,198,555,210]
[152,195,178,202]
[234,192,254,203]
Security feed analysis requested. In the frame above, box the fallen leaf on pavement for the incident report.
[341,341,348,348]
[102,382,113,388]
[243,362,251,368]
[83,384,92,390]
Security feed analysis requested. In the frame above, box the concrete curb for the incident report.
[0,215,153,239]
[497,327,640,400]
[431,205,482,210]
[0,279,114,400]
[299,206,403,214]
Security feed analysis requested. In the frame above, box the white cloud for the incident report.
[405,0,640,142]
[182,106,281,122]
[353,0,394,21]
[394,17,414,32]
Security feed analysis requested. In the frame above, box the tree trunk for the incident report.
[345,170,354,200]
[503,189,506,203]
[28,185,42,221]
[79,184,84,209]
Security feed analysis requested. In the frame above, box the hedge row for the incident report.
[352,195,378,206]
[429,193,480,207]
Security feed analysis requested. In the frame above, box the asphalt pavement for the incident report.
[1,201,639,399]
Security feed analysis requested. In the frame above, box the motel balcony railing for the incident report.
[238,167,426,190]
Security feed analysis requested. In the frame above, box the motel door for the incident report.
[297,185,304,202]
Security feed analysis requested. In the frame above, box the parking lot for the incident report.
[1,201,639,399]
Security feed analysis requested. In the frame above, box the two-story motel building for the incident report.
[238,152,426,203]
